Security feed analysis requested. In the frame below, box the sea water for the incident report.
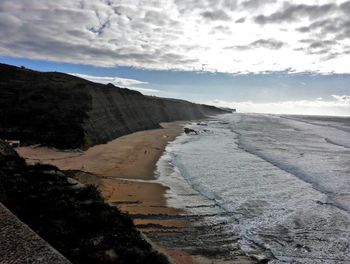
[155,113,350,263]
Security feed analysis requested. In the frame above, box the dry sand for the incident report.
[18,122,184,180]
[16,122,198,263]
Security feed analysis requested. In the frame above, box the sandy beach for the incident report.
[18,122,184,179]
[16,122,198,263]
[16,121,254,264]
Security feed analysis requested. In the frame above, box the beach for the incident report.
[17,122,186,217]
[18,122,184,180]
[19,112,350,263]
[16,122,209,263]
[17,119,257,264]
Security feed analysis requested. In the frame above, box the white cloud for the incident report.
[70,73,159,94]
[332,94,350,102]
[0,0,350,73]
[70,73,147,86]
[127,87,160,93]
[208,95,350,116]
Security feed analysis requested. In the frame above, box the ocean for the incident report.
[155,113,350,263]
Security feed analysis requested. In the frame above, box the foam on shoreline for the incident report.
[156,113,350,263]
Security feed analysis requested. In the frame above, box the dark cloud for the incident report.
[297,17,350,40]
[296,39,342,60]
[201,10,231,21]
[340,1,350,13]
[235,17,245,23]
[308,40,336,50]
[222,0,238,11]
[250,39,285,49]
[241,0,276,10]
[297,19,336,33]
[254,3,336,24]
[227,38,285,50]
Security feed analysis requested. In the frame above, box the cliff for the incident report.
[0,63,227,149]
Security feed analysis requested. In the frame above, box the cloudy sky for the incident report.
[1,0,350,115]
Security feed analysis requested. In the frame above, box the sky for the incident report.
[0,0,350,116]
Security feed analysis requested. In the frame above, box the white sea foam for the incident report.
[155,113,350,263]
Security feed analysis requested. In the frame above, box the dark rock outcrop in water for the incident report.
[0,140,169,264]
[0,63,227,149]
[184,127,198,135]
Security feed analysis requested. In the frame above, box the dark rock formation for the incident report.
[219,107,236,113]
[0,140,169,264]
[184,127,198,135]
[0,63,228,149]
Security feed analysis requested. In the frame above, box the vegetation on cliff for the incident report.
[0,64,92,149]
[0,141,169,264]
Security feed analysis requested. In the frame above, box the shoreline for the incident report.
[16,120,255,264]
[16,121,198,263]
[17,122,185,180]
[17,122,186,220]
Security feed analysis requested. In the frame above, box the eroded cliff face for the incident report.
[0,63,227,149]
[82,86,158,147]
[83,87,225,147]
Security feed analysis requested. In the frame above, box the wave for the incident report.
[155,115,350,263]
